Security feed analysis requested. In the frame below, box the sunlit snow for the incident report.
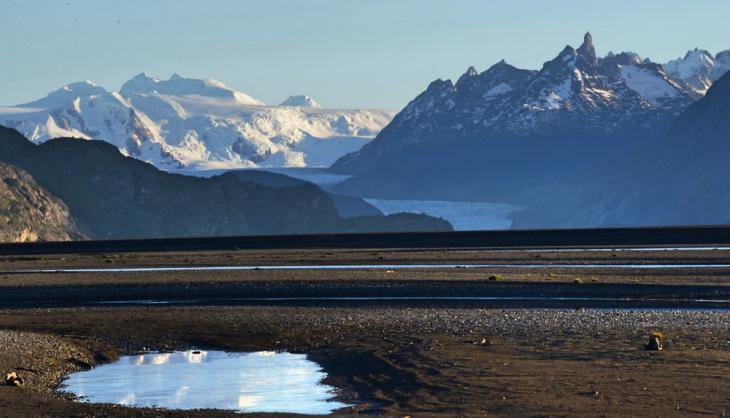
[0,74,396,170]
[619,66,680,106]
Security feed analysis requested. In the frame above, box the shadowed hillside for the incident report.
[0,127,451,240]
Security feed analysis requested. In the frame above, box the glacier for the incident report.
[0,74,396,170]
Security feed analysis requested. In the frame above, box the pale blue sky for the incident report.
[2,0,729,109]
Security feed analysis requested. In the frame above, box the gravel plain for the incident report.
[0,247,729,417]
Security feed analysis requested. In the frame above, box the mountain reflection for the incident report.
[132,350,208,366]
[63,350,349,414]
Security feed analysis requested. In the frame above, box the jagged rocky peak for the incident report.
[542,32,598,71]
[663,48,729,95]
[665,49,715,77]
[456,66,479,86]
[425,78,456,94]
[604,51,644,66]
[577,31,597,64]
[686,48,714,62]
[716,50,730,64]
[279,95,321,108]
[558,45,577,61]
[331,32,711,175]
[486,59,511,71]
[483,60,533,80]
[454,67,481,92]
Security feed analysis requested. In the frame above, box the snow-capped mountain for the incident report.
[330,33,730,206]
[280,95,321,108]
[0,74,396,170]
[3,80,178,168]
[333,33,711,174]
[663,48,730,95]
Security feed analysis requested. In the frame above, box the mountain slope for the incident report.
[333,33,700,176]
[0,127,450,239]
[331,34,727,204]
[0,162,82,242]
[664,48,730,95]
[0,74,396,170]
[227,169,382,217]
[513,71,730,228]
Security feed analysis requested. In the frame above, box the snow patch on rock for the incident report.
[619,66,679,106]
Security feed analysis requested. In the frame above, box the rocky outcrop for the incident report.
[0,162,82,242]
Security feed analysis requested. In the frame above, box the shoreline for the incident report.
[1,306,728,416]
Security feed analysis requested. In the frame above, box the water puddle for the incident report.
[481,246,730,253]
[62,350,349,414]
[92,296,730,310]
[19,263,730,274]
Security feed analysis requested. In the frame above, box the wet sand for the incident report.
[0,247,729,416]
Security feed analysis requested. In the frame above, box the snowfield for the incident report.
[0,74,396,170]
[619,66,680,105]
[664,49,730,95]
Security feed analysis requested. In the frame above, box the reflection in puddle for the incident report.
[63,350,349,414]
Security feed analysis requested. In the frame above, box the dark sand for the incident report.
[0,247,729,417]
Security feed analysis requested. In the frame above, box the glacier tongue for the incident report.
[0,74,396,170]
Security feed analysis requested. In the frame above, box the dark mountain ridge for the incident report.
[0,127,451,240]
[331,33,705,203]
[513,71,730,228]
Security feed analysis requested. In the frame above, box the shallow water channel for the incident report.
[62,350,349,414]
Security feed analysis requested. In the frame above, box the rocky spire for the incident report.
[456,66,479,88]
[577,31,597,65]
